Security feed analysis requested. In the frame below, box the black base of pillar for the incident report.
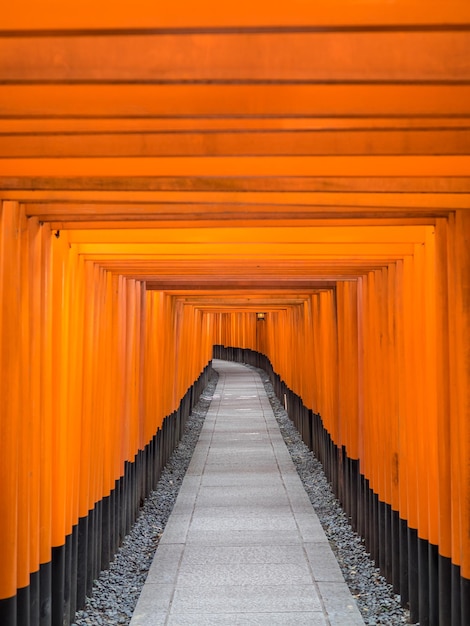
[0,595,17,626]
[76,516,88,610]
[63,534,73,626]
[101,495,111,572]
[17,585,30,626]
[408,528,420,621]
[39,561,51,626]
[451,563,462,626]
[391,509,400,594]
[418,536,430,626]
[461,575,470,626]
[428,543,438,626]
[70,526,78,620]
[51,545,65,626]
[399,517,409,607]
[439,554,452,625]
[30,570,40,626]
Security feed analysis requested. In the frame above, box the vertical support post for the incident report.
[0,201,21,626]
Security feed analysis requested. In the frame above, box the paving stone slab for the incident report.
[190,504,294,518]
[184,528,305,546]
[145,544,185,584]
[304,542,346,582]
[176,561,313,587]
[188,513,299,532]
[179,544,308,565]
[158,514,191,544]
[170,584,323,613]
[317,581,365,625]
[200,473,283,487]
[193,485,290,507]
[166,612,328,625]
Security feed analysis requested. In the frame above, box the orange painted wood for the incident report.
[2,156,470,179]
[2,32,470,83]
[0,201,21,598]
[1,117,469,136]
[50,230,69,545]
[423,228,440,546]
[3,0,470,30]
[3,178,470,198]
[26,216,42,578]
[448,210,470,576]
[2,129,469,158]
[434,219,452,560]
[386,263,400,514]
[1,84,469,118]
[17,207,32,590]
[336,281,360,459]
[38,225,53,567]
[455,210,470,578]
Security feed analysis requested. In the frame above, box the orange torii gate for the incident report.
[0,2,469,625]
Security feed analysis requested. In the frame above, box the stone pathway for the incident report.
[130,360,365,625]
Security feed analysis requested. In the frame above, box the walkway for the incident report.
[130,360,365,625]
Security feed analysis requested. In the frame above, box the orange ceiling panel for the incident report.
[0,0,468,294]
[1,84,469,117]
[3,0,470,30]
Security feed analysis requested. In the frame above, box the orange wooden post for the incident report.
[145,291,161,435]
[412,239,436,623]
[387,262,402,589]
[449,210,470,622]
[83,261,95,515]
[310,293,321,415]
[356,276,365,471]
[65,248,85,621]
[301,297,315,411]
[336,280,361,533]
[370,270,383,508]
[38,224,54,618]
[403,250,422,621]
[359,273,372,488]
[422,227,440,619]
[91,267,106,513]
[363,271,377,550]
[394,257,411,602]
[455,209,470,618]
[26,216,43,619]
[387,263,400,515]
[336,283,352,456]
[17,206,32,611]
[0,201,21,620]
[325,290,339,444]
[394,259,407,520]
[100,270,114,500]
[125,278,138,465]
[433,218,453,623]
[111,274,123,482]
[50,231,69,551]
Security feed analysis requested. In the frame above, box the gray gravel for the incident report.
[72,363,413,625]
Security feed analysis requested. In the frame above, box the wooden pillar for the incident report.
[0,201,21,622]
[449,210,470,623]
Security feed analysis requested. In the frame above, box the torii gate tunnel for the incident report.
[0,1,469,625]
